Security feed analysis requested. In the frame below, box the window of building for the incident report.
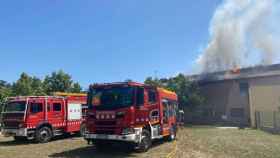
[148,89,157,103]
[30,103,43,113]
[53,103,62,112]
[239,82,249,97]
[230,108,244,118]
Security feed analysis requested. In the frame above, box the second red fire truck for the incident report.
[84,82,179,152]
[1,93,87,143]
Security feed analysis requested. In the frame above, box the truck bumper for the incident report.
[84,133,141,143]
[1,128,28,137]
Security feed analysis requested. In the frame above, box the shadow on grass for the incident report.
[0,134,81,146]
[49,145,137,158]
[49,139,166,158]
[0,138,30,146]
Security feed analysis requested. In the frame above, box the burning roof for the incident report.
[188,64,280,83]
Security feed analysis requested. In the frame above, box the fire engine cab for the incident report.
[84,82,178,152]
[0,93,87,143]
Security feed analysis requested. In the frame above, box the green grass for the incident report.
[176,126,280,158]
[1,126,280,158]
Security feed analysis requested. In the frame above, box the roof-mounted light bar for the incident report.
[53,92,87,97]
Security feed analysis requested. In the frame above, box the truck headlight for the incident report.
[18,123,25,128]
[122,128,135,135]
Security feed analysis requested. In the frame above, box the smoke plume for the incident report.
[197,0,280,73]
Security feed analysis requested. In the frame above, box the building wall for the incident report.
[249,75,280,127]
[193,75,280,127]
[196,80,250,125]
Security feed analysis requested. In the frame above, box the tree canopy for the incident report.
[44,70,75,94]
[0,71,204,113]
[0,70,82,111]
[144,74,204,111]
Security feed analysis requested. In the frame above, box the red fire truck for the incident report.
[84,82,178,152]
[0,93,87,143]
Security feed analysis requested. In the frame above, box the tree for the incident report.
[31,77,46,96]
[43,70,82,94]
[44,70,73,94]
[144,77,161,87]
[70,82,82,93]
[144,74,204,111]
[12,73,45,96]
[0,80,12,113]
[12,73,34,96]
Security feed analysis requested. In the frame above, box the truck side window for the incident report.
[30,103,43,113]
[53,103,62,112]
[47,104,51,112]
[136,87,144,106]
[162,101,169,123]
[148,89,157,103]
[169,103,174,117]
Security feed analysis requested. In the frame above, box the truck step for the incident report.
[53,130,64,136]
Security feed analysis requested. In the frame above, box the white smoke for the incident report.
[197,0,280,73]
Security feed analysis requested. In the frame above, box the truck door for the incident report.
[27,99,45,128]
[162,99,172,136]
[47,99,65,128]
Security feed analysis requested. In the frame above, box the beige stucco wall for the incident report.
[249,75,280,127]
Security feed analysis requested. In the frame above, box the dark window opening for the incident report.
[136,87,144,106]
[239,82,249,97]
[47,104,51,112]
[53,103,62,112]
[162,101,169,123]
[90,87,134,110]
[4,101,26,112]
[148,89,157,103]
[30,103,43,113]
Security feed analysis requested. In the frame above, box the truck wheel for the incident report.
[36,127,52,143]
[136,129,152,152]
[168,125,176,141]
[80,123,86,137]
[14,136,27,142]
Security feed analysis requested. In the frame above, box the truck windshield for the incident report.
[4,101,26,112]
[90,87,134,109]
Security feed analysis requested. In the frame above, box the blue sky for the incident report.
[0,0,221,88]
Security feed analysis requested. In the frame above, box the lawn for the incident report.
[0,126,280,158]
[176,126,280,158]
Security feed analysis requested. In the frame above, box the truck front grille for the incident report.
[95,130,115,135]
[3,121,19,129]
[95,120,116,126]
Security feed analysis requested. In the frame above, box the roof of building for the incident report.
[188,64,280,83]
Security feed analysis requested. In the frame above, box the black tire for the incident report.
[80,123,86,137]
[35,127,53,143]
[168,125,176,141]
[135,129,152,152]
[13,136,27,142]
